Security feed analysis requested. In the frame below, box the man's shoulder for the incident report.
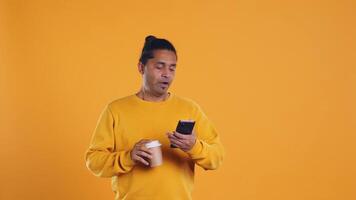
[174,94,196,105]
[173,94,201,110]
[106,95,135,109]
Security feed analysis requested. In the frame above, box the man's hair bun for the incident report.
[139,35,177,65]
[145,35,156,42]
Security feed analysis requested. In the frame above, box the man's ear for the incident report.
[138,62,145,75]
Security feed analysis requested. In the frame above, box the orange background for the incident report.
[0,0,355,199]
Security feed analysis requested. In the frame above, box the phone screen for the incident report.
[176,120,195,135]
[171,120,195,148]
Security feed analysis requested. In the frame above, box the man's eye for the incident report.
[170,68,175,72]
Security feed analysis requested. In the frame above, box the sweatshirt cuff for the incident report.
[120,150,135,170]
[187,139,203,157]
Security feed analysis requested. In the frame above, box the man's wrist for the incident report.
[123,149,136,167]
[186,138,202,156]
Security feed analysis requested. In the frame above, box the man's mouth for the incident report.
[159,81,169,85]
[159,81,170,88]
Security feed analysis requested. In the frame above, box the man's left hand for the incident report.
[167,131,197,152]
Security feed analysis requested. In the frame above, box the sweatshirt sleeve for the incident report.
[85,104,135,178]
[186,103,225,170]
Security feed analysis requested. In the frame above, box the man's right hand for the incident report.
[130,139,154,166]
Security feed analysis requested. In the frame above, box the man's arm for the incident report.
[186,104,225,170]
[85,104,135,178]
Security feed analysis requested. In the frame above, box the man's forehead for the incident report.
[153,50,176,58]
[152,50,177,63]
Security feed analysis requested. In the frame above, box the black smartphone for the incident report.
[170,120,195,148]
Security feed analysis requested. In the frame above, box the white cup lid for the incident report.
[145,140,162,148]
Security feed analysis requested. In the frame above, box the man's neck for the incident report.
[137,89,170,102]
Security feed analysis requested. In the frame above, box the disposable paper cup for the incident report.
[145,140,163,167]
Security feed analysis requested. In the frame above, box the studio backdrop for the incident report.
[0,0,355,200]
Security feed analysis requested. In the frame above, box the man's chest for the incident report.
[113,108,194,151]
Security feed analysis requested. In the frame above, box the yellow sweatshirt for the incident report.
[85,93,224,200]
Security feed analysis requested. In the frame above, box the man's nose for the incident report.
[161,68,171,78]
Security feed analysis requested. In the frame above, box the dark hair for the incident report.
[139,35,177,65]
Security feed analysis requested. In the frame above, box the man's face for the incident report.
[139,49,177,96]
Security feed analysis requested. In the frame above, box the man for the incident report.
[85,35,225,200]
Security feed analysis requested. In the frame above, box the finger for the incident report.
[167,133,178,141]
[168,132,185,141]
[167,133,177,140]
[173,131,190,140]
[135,155,150,166]
[138,146,153,155]
[137,150,153,159]
[169,137,185,147]
[170,140,185,149]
